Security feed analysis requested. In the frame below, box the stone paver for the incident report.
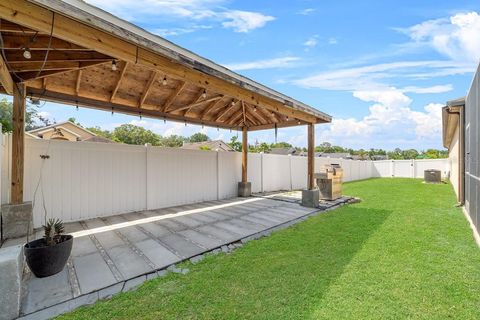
[9,194,353,319]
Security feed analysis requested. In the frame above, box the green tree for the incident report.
[270,142,292,149]
[86,126,115,140]
[198,145,211,151]
[188,132,210,143]
[0,98,52,133]
[161,135,186,147]
[228,136,242,152]
[113,124,162,146]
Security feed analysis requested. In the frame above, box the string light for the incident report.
[202,89,207,99]
[139,112,142,120]
[111,60,117,71]
[231,101,235,106]
[286,116,289,121]
[111,107,114,116]
[217,126,219,131]
[185,120,187,127]
[164,117,166,124]
[253,106,257,112]
[162,76,167,86]
[297,120,301,125]
[22,47,32,59]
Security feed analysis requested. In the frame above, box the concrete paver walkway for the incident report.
[4,194,352,319]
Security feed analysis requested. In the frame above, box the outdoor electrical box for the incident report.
[315,164,343,200]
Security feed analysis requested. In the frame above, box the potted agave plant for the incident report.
[24,218,73,278]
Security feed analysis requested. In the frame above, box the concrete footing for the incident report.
[0,245,24,320]
[301,189,319,208]
[1,202,33,241]
[238,182,252,197]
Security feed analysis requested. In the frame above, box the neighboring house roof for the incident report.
[29,121,96,140]
[316,152,352,159]
[270,147,298,155]
[181,140,233,151]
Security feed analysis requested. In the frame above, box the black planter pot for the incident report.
[24,235,73,278]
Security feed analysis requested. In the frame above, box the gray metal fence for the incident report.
[465,64,480,233]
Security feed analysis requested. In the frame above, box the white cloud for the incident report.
[298,8,316,16]
[318,88,445,148]
[328,38,338,45]
[293,60,471,91]
[224,56,301,71]
[153,25,212,37]
[37,111,52,120]
[402,84,453,94]
[400,11,480,63]
[221,11,275,33]
[303,36,318,50]
[85,0,274,33]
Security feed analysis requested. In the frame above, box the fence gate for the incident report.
[465,64,480,233]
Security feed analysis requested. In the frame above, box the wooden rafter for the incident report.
[246,103,268,124]
[162,81,185,112]
[242,101,247,126]
[226,107,243,125]
[215,100,237,122]
[110,61,128,102]
[8,61,89,72]
[170,95,222,114]
[0,53,13,94]
[201,98,226,119]
[3,50,111,63]
[0,34,87,51]
[18,61,107,82]
[138,71,157,107]
[75,69,82,95]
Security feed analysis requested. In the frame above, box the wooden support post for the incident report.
[11,83,26,204]
[307,123,315,190]
[242,126,248,183]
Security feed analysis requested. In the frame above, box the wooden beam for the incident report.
[18,61,107,81]
[162,81,185,112]
[0,20,37,33]
[26,87,243,131]
[138,71,157,107]
[75,69,82,95]
[0,34,87,50]
[8,61,86,72]
[227,109,244,125]
[0,0,326,124]
[307,123,315,190]
[4,50,111,63]
[242,101,247,127]
[11,82,26,204]
[110,61,128,102]
[215,100,237,122]
[246,103,268,124]
[200,97,225,119]
[242,126,248,183]
[169,95,222,114]
[0,53,13,94]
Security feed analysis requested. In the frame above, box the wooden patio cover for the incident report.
[0,0,331,204]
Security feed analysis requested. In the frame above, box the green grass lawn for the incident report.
[60,178,480,319]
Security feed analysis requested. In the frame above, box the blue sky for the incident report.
[17,0,480,150]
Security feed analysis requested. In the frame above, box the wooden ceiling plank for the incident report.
[9,61,85,72]
[4,50,111,63]
[19,60,107,82]
[162,81,185,112]
[0,53,13,94]
[226,107,243,125]
[138,71,158,107]
[0,0,323,124]
[110,61,128,102]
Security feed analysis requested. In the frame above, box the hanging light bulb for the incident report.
[253,106,257,112]
[164,117,166,124]
[139,112,142,120]
[184,120,187,126]
[162,76,167,86]
[111,107,114,116]
[111,60,117,71]
[202,123,204,129]
[286,116,289,121]
[217,126,219,131]
[231,100,235,106]
[202,89,207,99]
[22,47,32,59]
[297,120,301,125]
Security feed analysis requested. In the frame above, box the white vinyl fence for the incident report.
[0,134,449,227]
